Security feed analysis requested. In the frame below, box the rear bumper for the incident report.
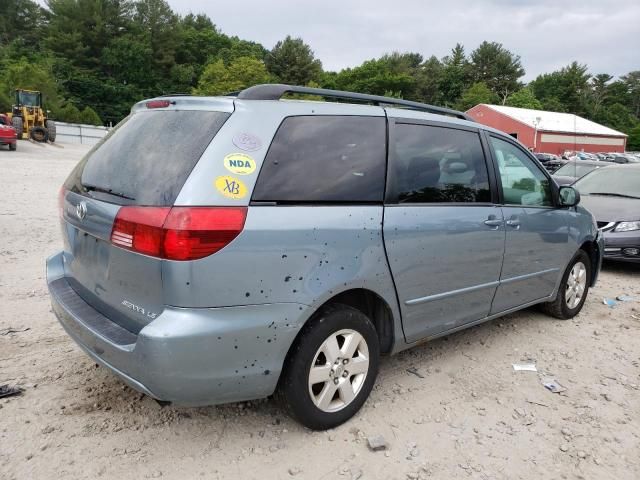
[46,251,308,406]
[0,137,16,144]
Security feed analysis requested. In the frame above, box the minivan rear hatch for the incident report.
[60,101,232,333]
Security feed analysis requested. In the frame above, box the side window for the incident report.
[490,136,552,207]
[394,124,491,203]
[252,116,386,202]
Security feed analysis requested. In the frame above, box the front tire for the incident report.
[541,250,591,319]
[30,126,49,142]
[280,304,380,430]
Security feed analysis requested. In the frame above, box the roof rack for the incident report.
[235,84,473,122]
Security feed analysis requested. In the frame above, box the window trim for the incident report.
[384,118,499,206]
[483,131,560,209]
[250,114,388,205]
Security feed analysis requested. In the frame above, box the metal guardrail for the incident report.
[55,122,110,145]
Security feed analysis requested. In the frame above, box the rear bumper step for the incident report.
[49,277,138,346]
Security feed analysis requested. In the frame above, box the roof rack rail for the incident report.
[235,84,473,122]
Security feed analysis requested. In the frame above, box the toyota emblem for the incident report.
[76,201,87,221]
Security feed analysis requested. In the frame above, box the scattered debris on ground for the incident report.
[0,384,23,399]
[542,378,567,394]
[512,363,537,372]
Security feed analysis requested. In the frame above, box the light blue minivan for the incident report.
[47,85,603,429]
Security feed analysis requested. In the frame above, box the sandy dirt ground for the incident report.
[1,141,639,480]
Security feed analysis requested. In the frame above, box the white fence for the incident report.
[55,121,110,145]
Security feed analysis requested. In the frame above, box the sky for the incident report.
[166,0,638,80]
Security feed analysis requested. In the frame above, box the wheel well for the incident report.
[317,289,395,354]
[580,240,598,286]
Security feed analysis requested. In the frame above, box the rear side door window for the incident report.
[252,116,386,203]
[391,124,492,203]
[490,136,552,207]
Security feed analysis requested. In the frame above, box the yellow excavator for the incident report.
[6,89,56,142]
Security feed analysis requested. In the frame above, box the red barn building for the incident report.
[467,104,627,155]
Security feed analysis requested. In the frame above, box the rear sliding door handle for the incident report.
[484,219,503,229]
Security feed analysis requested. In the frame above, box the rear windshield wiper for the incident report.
[83,183,136,201]
[588,192,640,199]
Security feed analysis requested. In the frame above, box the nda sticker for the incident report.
[223,153,256,175]
[215,176,247,199]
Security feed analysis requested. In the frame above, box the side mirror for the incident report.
[559,186,580,207]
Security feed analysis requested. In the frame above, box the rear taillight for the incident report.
[110,206,247,260]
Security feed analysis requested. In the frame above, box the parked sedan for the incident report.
[552,160,607,186]
[608,153,639,164]
[0,114,17,151]
[534,153,560,165]
[574,164,640,263]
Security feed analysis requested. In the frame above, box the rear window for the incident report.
[65,110,230,205]
[251,116,386,203]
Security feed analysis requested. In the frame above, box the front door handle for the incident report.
[484,218,503,229]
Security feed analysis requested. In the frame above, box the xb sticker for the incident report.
[215,176,247,199]
[223,152,256,175]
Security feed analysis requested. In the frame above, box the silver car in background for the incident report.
[47,85,603,430]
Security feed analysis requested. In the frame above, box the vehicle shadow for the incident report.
[601,260,639,277]
[71,300,553,436]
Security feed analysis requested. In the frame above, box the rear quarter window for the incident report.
[65,110,230,206]
[252,116,387,203]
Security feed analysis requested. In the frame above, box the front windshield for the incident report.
[18,91,39,107]
[574,167,640,198]
[554,163,600,177]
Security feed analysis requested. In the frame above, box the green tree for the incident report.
[330,56,414,97]
[440,43,470,107]
[621,71,640,117]
[216,37,266,65]
[57,102,81,123]
[265,36,322,85]
[457,82,498,111]
[530,62,591,115]
[0,57,61,111]
[506,87,542,109]
[45,0,133,73]
[133,0,179,84]
[595,103,638,134]
[469,41,524,103]
[589,73,613,115]
[0,0,49,51]
[627,124,640,150]
[414,55,443,104]
[193,57,271,96]
[79,105,102,125]
[175,14,231,77]
[102,34,154,88]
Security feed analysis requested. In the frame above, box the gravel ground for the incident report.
[1,141,639,480]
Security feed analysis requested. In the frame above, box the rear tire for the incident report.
[11,117,23,140]
[279,303,380,430]
[45,119,56,142]
[9,142,16,151]
[541,250,591,319]
[30,126,48,142]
